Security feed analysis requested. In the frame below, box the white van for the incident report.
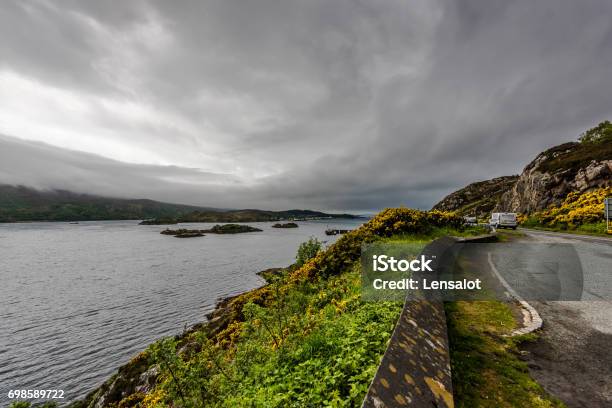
[489,212,517,229]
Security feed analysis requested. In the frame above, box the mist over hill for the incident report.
[0,185,357,223]
[0,185,217,222]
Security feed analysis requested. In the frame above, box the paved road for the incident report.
[520,227,612,247]
[519,228,612,331]
[492,229,612,407]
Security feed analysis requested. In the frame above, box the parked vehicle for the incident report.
[489,212,518,229]
[463,216,478,226]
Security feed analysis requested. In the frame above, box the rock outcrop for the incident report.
[432,176,518,218]
[496,142,612,213]
[434,136,612,216]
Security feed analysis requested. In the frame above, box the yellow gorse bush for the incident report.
[213,208,462,345]
[526,187,612,228]
[289,208,462,281]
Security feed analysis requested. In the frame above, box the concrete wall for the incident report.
[363,235,495,407]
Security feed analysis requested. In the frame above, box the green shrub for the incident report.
[295,237,323,267]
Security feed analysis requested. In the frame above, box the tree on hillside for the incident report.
[579,120,612,144]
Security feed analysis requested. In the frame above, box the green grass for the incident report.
[226,271,401,407]
[446,301,565,408]
[384,225,490,242]
[144,264,403,407]
[444,243,566,407]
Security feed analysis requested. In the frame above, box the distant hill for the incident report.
[432,176,518,218]
[0,185,357,223]
[175,208,358,223]
[0,185,214,222]
[432,121,612,217]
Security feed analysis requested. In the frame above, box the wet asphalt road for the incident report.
[492,229,612,407]
[519,229,612,333]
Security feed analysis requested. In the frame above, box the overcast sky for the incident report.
[1,0,611,211]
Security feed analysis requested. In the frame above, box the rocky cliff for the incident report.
[432,176,518,218]
[496,141,612,213]
[433,122,612,216]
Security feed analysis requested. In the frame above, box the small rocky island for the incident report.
[161,228,205,238]
[160,224,262,237]
[205,224,263,234]
[271,222,298,228]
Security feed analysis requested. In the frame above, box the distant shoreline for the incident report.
[0,215,365,225]
[0,184,365,224]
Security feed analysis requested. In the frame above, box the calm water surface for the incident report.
[0,219,363,405]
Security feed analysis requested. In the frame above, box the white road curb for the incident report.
[487,252,543,336]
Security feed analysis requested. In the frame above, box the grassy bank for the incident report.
[446,301,565,408]
[143,264,402,407]
[445,239,565,407]
[135,211,472,407]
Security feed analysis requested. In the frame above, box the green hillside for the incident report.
[0,185,357,223]
[175,208,357,223]
[0,185,212,222]
[432,176,518,218]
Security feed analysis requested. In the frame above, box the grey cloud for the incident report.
[1,0,611,211]
[0,135,239,205]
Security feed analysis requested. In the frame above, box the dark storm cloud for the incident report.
[0,0,611,211]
